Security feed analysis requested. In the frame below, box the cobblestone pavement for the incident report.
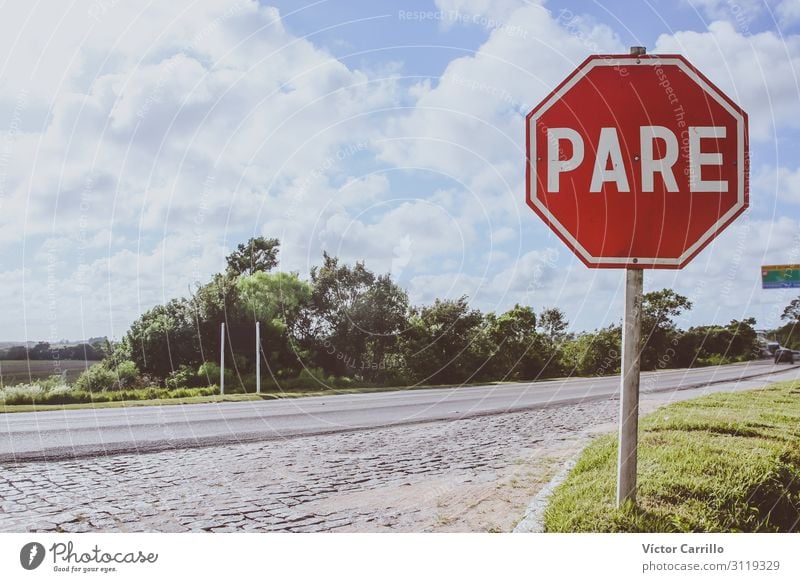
[0,398,620,533]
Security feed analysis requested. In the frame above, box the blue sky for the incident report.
[1,0,800,342]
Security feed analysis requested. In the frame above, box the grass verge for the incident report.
[0,379,516,413]
[544,381,800,532]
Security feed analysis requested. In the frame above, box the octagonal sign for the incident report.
[525,54,749,269]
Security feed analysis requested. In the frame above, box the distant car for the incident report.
[774,348,795,364]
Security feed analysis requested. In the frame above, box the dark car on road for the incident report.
[774,348,795,364]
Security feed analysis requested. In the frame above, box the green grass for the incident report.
[0,377,516,413]
[544,381,800,532]
[0,393,268,413]
[0,384,219,405]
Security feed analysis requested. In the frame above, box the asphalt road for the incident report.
[2,360,798,463]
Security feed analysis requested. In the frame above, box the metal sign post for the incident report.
[220,322,225,395]
[617,268,643,505]
[614,46,648,507]
[255,321,261,394]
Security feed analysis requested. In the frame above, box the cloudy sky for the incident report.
[1,0,799,342]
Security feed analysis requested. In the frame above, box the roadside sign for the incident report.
[525,48,749,507]
[526,52,749,269]
[761,265,800,289]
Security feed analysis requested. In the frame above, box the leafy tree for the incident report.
[300,253,409,381]
[125,298,201,379]
[3,345,28,360]
[236,271,313,376]
[0,341,104,361]
[400,297,486,384]
[675,318,760,367]
[191,273,242,365]
[348,273,410,381]
[225,237,280,277]
[782,298,800,322]
[484,305,549,380]
[30,342,52,359]
[640,289,692,370]
[778,298,800,349]
[538,307,568,340]
[237,272,312,331]
[559,325,621,377]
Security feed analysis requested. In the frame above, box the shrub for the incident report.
[198,361,234,390]
[165,365,198,389]
[1,384,220,406]
[198,361,220,383]
[75,364,118,392]
[298,367,327,384]
[0,378,72,405]
[114,360,141,389]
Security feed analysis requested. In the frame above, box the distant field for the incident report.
[0,360,92,386]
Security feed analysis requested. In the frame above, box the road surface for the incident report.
[2,360,797,463]
[1,360,799,533]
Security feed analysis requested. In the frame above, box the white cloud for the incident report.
[683,0,763,25]
[382,4,623,166]
[777,0,800,28]
[408,272,487,306]
[433,0,535,25]
[316,199,472,274]
[2,0,800,340]
[754,164,800,205]
[0,0,402,338]
[336,174,390,207]
[655,21,800,141]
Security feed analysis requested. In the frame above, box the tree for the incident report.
[30,342,52,359]
[126,298,201,379]
[236,271,312,376]
[191,273,242,362]
[484,305,550,380]
[538,307,568,339]
[782,298,800,322]
[4,345,28,360]
[559,325,621,377]
[400,297,486,385]
[350,274,410,381]
[225,237,280,277]
[237,272,312,331]
[640,289,692,370]
[297,253,409,381]
[676,318,760,366]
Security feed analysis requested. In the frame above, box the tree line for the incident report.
[65,236,767,393]
[0,342,104,361]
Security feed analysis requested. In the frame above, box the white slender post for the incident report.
[220,322,225,395]
[617,268,643,506]
[255,321,261,394]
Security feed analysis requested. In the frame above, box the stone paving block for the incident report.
[0,397,620,533]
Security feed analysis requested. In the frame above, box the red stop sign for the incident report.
[525,54,748,269]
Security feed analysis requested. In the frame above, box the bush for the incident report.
[75,364,118,392]
[115,360,141,389]
[198,361,220,383]
[198,361,235,390]
[165,365,198,389]
[0,383,220,406]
